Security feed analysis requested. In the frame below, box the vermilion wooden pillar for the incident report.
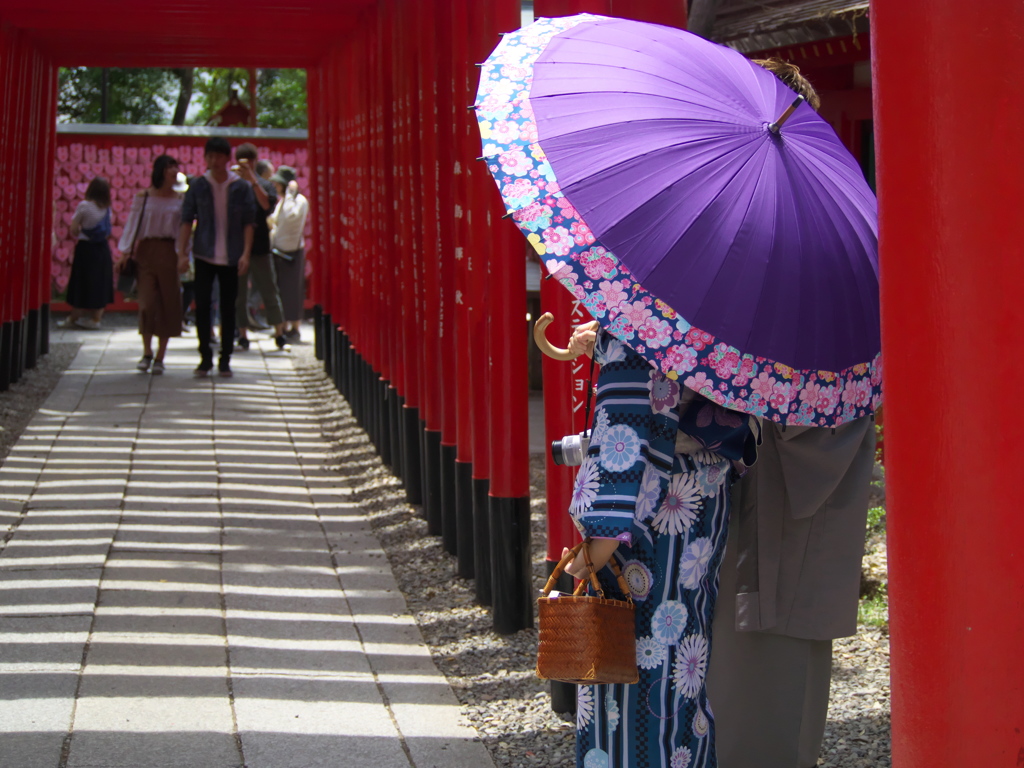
[416,0,446,537]
[307,63,325,360]
[479,0,533,631]
[436,0,461,558]
[34,61,56,359]
[449,0,474,561]
[306,63,323,359]
[0,24,12,390]
[873,2,1024,765]
[0,26,33,390]
[464,0,493,590]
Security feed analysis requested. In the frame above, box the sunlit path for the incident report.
[0,328,493,768]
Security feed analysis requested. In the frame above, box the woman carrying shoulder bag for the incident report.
[117,155,187,374]
[64,176,114,330]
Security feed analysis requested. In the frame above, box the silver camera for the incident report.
[551,430,591,466]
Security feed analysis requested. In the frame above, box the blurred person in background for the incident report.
[233,143,288,352]
[117,155,185,374]
[268,165,309,342]
[64,176,114,330]
[178,136,256,378]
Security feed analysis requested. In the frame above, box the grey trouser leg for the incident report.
[707,525,833,768]
[236,252,284,329]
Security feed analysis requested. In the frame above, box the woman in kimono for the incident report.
[564,324,757,768]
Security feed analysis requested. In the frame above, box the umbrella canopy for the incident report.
[476,15,881,428]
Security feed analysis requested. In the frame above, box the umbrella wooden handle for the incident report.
[533,312,580,361]
[768,95,806,134]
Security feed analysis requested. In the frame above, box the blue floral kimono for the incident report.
[571,333,756,768]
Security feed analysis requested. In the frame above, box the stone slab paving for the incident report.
[0,328,493,768]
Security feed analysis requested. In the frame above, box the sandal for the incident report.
[137,356,153,373]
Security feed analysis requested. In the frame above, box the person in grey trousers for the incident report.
[233,142,289,352]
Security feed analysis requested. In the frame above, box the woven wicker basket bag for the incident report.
[536,538,639,685]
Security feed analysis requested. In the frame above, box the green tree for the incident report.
[58,67,178,124]
[257,68,308,130]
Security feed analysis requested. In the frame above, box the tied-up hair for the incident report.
[752,57,822,111]
[84,176,111,208]
[151,154,179,190]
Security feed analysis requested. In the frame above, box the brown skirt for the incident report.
[135,239,182,338]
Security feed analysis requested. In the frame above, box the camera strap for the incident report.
[582,349,597,435]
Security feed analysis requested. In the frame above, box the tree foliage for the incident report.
[58,68,177,125]
[256,69,308,130]
[57,67,307,129]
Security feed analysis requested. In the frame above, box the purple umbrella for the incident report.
[476,15,881,427]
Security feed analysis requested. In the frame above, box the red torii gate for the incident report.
[0,1,1020,764]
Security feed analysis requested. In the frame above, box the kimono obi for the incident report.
[677,390,759,467]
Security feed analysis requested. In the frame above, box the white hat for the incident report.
[173,172,189,194]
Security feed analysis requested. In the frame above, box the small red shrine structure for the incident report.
[206,88,251,127]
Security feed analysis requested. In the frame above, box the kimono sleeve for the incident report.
[569,334,680,545]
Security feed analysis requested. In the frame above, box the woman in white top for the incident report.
[268,166,309,341]
[117,154,187,374]
[64,177,114,330]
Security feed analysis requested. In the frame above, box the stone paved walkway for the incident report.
[0,328,493,768]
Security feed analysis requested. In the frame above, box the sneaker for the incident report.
[275,334,290,350]
[237,336,250,351]
[284,328,301,342]
[218,359,233,378]
[194,361,213,378]
[151,360,165,375]
[75,318,100,330]
[137,356,153,372]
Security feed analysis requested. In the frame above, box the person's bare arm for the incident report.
[69,205,84,239]
[176,222,192,261]
[237,160,270,211]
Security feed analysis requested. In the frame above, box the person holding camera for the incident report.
[267,165,309,342]
[232,143,288,352]
[562,321,758,768]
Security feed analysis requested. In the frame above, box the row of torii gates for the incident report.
[0,1,1020,764]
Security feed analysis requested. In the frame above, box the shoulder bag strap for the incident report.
[128,191,149,260]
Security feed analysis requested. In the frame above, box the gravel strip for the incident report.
[0,338,80,467]
[289,343,892,768]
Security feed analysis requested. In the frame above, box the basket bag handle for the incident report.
[541,538,634,604]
